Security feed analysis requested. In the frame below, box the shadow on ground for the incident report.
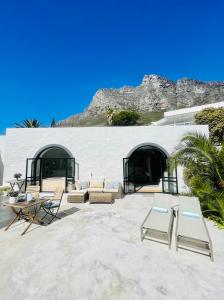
[0,197,80,233]
[0,195,15,229]
[41,207,80,226]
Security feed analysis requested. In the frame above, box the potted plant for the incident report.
[8,191,19,203]
[14,173,22,181]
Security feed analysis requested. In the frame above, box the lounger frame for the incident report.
[175,209,214,261]
[140,207,174,248]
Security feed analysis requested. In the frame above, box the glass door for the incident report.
[25,158,42,189]
[123,158,135,194]
[66,158,75,192]
[26,157,76,192]
[162,159,178,194]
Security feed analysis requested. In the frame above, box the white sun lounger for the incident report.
[175,196,213,261]
[140,194,175,248]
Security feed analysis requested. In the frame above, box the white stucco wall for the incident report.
[0,135,6,185]
[2,125,209,192]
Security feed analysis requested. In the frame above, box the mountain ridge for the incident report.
[59,74,224,126]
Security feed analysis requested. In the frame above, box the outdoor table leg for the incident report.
[4,208,22,231]
[21,213,36,235]
[21,204,43,235]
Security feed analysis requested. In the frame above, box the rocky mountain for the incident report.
[59,75,224,126]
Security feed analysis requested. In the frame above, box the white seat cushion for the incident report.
[103,188,119,193]
[88,188,103,192]
[69,189,88,195]
[89,180,104,188]
[104,181,120,189]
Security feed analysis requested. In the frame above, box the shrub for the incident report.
[112,110,140,126]
[195,108,224,144]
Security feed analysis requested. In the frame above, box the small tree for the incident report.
[112,110,140,126]
[51,118,57,127]
[195,108,224,144]
[105,107,116,126]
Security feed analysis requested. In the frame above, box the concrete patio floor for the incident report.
[0,193,224,300]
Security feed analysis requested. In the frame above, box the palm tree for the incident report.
[105,107,116,126]
[171,132,224,227]
[15,119,41,128]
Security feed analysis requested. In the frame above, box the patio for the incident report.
[0,193,224,300]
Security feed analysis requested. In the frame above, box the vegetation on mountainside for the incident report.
[57,110,164,127]
[172,132,224,228]
[195,108,224,144]
[138,111,164,124]
[58,115,106,127]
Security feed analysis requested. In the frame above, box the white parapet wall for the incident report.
[165,101,224,117]
[2,125,209,192]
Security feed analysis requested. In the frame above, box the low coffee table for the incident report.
[89,192,113,204]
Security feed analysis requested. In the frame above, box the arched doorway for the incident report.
[37,146,71,179]
[123,144,178,194]
[25,145,75,192]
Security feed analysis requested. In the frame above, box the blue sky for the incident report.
[0,0,223,133]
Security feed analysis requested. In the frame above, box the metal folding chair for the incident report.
[41,189,64,224]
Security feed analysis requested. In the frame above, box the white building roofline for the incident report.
[164,101,224,117]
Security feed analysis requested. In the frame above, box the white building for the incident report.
[153,101,224,126]
[0,125,208,194]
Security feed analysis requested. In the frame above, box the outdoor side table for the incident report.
[3,198,48,235]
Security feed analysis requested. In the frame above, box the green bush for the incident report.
[195,108,224,144]
[112,110,140,126]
